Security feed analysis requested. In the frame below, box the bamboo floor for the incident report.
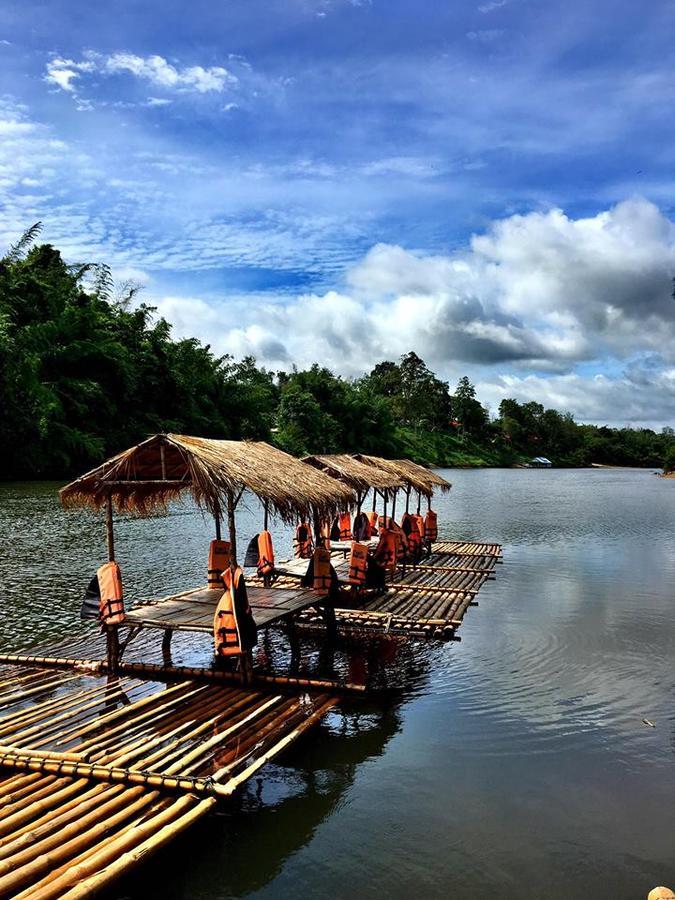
[0,538,503,894]
[290,539,504,641]
[0,654,339,898]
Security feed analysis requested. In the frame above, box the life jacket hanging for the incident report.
[213,566,257,656]
[294,522,314,559]
[425,509,438,542]
[256,530,275,577]
[338,512,353,541]
[208,540,231,589]
[96,561,126,625]
[347,542,368,586]
[374,531,397,571]
[412,514,426,541]
[366,510,379,536]
[312,547,332,593]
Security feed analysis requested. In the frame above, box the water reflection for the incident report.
[2,470,675,898]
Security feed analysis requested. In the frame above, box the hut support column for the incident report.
[227,489,237,566]
[105,498,120,675]
[391,490,397,523]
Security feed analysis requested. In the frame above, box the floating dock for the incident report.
[0,659,339,898]
[0,437,505,896]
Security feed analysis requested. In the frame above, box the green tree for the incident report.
[663,445,675,473]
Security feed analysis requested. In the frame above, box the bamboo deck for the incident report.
[125,584,323,632]
[0,538,503,895]
[290,540,503,641]
[0,659,338,898]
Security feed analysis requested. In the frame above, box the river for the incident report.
[0,468,674,898]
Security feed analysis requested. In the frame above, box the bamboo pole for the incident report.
[40,798,215,900]
[215,697,338,793]
[227,487,237,565]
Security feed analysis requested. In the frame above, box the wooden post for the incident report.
[214,513,222,541]
[105,498,115,563]
[227,489,237,565]
[391,490,397,524]
[371,488,377,512]
[416,490,421,514]
[263,502,269,531]
[105,497,119,675]
[382,492,387,527]
[405,486,411,514]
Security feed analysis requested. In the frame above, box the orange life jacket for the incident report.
[256,530,275,577]
[294,522,314,559]
[374,531,397,571]
[312,547,332,593]
[213,566,250,657]
[425,509,438,542]
[319,521,331,550]
[348,541,368,586]
[412,514,426,541]
[208,540,231,589]
[96,561,125,625]
[367,510,379,536]
[378,514,395,532]
[406,522,422,559]
[339,512,353,541]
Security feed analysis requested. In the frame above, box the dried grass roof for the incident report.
[302,454,403,494]
[60,434,356,522]
[352,454,451,497]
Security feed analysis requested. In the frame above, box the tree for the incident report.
[453,376,488,435]
[663,445,675,474]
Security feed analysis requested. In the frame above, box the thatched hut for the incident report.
[60,434,356,561]
[302,453,403,509]
[351,454,451,519]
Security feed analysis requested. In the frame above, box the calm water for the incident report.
[1,468,674,898]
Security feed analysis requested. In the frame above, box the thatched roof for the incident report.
[352,454,451,497]
[302,454,403,494]
[60,434,356,522]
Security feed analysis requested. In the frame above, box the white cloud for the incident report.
[45,57,95,93]
[476,367,675,429]
[102,53,237,93]
[44,51,238,103]
[478,0,507,12]
[139,199,675,423]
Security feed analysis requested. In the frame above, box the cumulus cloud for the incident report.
[45,51,238,103]
[141,198,675,428]
[477,366,675,429]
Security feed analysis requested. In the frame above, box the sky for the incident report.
[1,0,675,427]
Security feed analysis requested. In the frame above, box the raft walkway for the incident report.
[0,658,339,898]
[288,540,504,641]
[0,544,502,895]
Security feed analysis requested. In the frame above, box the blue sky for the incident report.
[2,0,675,425]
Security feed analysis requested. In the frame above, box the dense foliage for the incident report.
[1,229,673,477]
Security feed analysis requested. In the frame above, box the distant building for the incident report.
[529,456,552,468]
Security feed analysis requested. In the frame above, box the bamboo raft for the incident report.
[0,439,505,895]
[0,659,339,898]
[290,540,503,641]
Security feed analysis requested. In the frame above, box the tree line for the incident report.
[1,228,673,478]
